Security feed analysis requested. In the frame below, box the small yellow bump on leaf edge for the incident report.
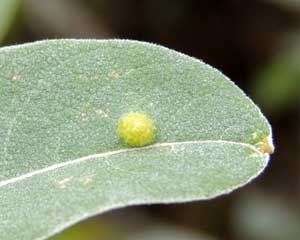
[256,135,275,154]
[117,112,157,147]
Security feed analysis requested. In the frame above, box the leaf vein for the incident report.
[0,140,262,188]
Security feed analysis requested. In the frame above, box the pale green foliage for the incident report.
[0,40,273,240]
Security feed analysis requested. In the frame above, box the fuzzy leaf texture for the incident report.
[0,40,274,240]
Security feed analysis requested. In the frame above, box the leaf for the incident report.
[126,226,216,240]
[49,217,120,240]
[266,0,300,12]
[232,191,300,240]
[0,39,273,240]
[0,0,20,44]
[253,36,300,113]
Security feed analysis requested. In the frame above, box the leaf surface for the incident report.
[0,40,273,240]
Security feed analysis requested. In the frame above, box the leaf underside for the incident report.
[0,40,272,240]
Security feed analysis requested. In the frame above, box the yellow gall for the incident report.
[118,112,157,147]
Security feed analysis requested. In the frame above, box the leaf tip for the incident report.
[256,135,275,154]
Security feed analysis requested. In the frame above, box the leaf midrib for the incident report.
[0,140,263,188]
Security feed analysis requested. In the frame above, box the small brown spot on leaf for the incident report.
[12,75,21,81]
[82,176,92,185]
[80,112,89,122]
[56,177,73,188]
[108,70,120,80]
[95,109,109,118]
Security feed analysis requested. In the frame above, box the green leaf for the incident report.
[0,0,20,44]
[0,39,273,240]
[49,217,120,240]
[253,37,300,113]
[126,226,216,240]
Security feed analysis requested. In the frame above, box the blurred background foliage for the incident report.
[1,0,299,239]
[0,0,21,42]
